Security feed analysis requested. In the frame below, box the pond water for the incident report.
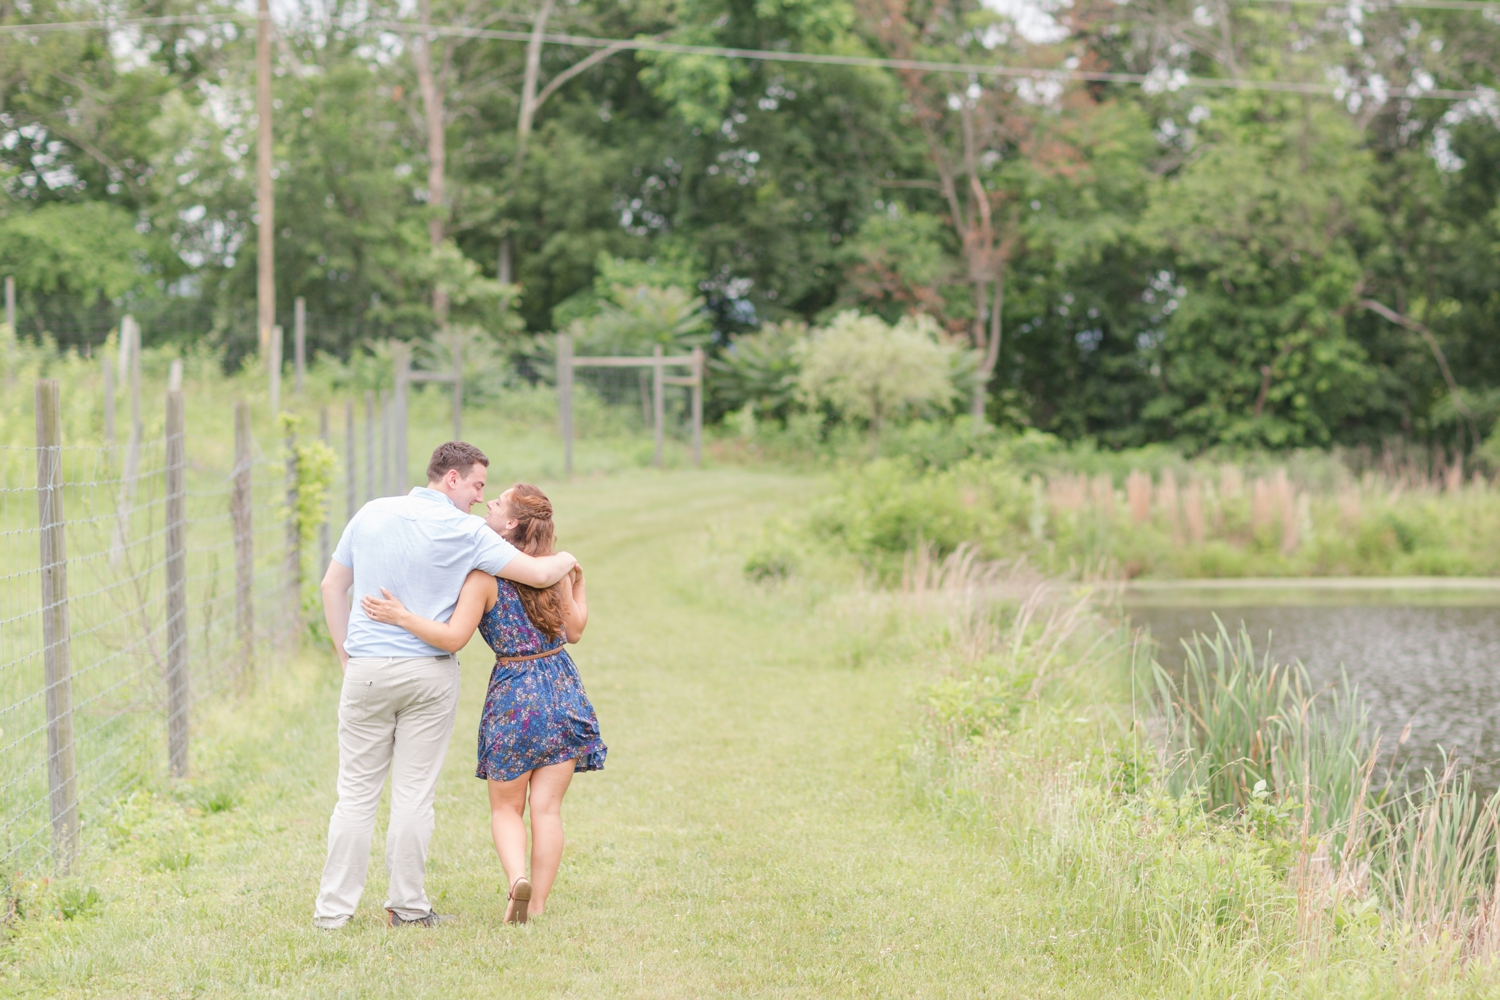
[1126,586,1500,791]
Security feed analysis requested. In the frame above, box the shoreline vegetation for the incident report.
[882,546,1500,990]
[788,433,1500,582]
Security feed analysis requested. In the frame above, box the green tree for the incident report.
[1138,95,1379,450]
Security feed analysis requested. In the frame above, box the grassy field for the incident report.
[0,466,1091,998]
[7,464,1500,998]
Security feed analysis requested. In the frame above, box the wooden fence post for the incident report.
[167,358,182,392]
[392,343,410,495]
[232,402,255,680]
[284,419,300,636]
[294,297,306,396]
[164,389,189,777]
[34,379,78,872]
[364,391,375,502]
[318,405,330,571]
[557,334,573,478]
[652,344,665,469]
[345,399,357,520]
[691,346,704,468]
[269,325,283,416]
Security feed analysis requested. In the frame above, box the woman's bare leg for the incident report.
[524,759,576,916]
[488,774,532,896]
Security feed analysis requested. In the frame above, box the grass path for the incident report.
[4,468,1129,999]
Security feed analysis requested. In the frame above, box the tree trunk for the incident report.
[414,0,448,323]
[515,0,555,179]
[973,271,1003,422]
[496,0,556,283]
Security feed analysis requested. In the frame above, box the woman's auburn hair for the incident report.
[502,483,568,641]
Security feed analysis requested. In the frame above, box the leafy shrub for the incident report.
[797,311,960,455]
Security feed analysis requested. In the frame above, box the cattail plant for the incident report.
[1090,472,1115,518]
[1126,469,1152,524]
[1183,479,1206,544]
[1150,623,1500,966]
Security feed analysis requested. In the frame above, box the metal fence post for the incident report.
[269,324,283,416]
[111,316,142,564]
[164,389,189,777]
[34,379,78,872]
[294,297,306,396]
[284,419,300,636]
[319,405,330,571]
[691,346,704,468]
[364,391,375,502]
[232,402,255,679]
[345,399,357,520]
[102,348,115,447]
[557,334,573,478]
[392,343,410,495]
[3,275,13,386]
[652,344,665,469]
[451,334,463,442]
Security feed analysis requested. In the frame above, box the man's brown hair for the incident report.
[426,441,489,483]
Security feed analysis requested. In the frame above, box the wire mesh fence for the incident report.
[556,337,704,473]
[0,384,301,880]
[2,289,420,361]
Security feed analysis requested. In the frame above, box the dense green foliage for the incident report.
[2,0,1498,451]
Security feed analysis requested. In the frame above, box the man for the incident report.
[313,441,576,929]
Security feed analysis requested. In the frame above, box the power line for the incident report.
[1243,0,1499,12]
[0,11,1486,101]
[379,21,1487,100]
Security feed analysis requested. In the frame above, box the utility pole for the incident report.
[256,0,275,363]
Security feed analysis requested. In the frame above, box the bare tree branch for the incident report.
[533,36,639,112]
[1360,297,1481,449]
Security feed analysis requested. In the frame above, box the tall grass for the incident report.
[1150,621,1500,967]
[896,545,1500,982]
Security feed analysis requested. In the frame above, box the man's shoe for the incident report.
[386,908,456,928]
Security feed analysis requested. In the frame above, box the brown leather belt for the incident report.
[495,646,565,665]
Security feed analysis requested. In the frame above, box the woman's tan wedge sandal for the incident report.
[505,877,532,925]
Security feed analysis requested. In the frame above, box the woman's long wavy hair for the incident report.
[499,483,568,641]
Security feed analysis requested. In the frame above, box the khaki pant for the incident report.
[313,655,460,928]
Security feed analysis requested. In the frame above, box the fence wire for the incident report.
[0,426,296,878]
[573,366,695,441]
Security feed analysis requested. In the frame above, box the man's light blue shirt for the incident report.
[332,487,518,658]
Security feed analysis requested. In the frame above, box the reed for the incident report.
[1150,622,1500,965]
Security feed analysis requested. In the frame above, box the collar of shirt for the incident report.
[408,486,459,509]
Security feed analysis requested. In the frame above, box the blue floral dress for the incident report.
[475,578,606,782]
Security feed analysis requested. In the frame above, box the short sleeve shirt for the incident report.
[332,487,518,658]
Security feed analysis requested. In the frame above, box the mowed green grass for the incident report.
[2,467,1143,999]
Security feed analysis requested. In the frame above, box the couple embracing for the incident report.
[313,441,606,929]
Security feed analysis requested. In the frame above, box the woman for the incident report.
[360,483,606,925]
